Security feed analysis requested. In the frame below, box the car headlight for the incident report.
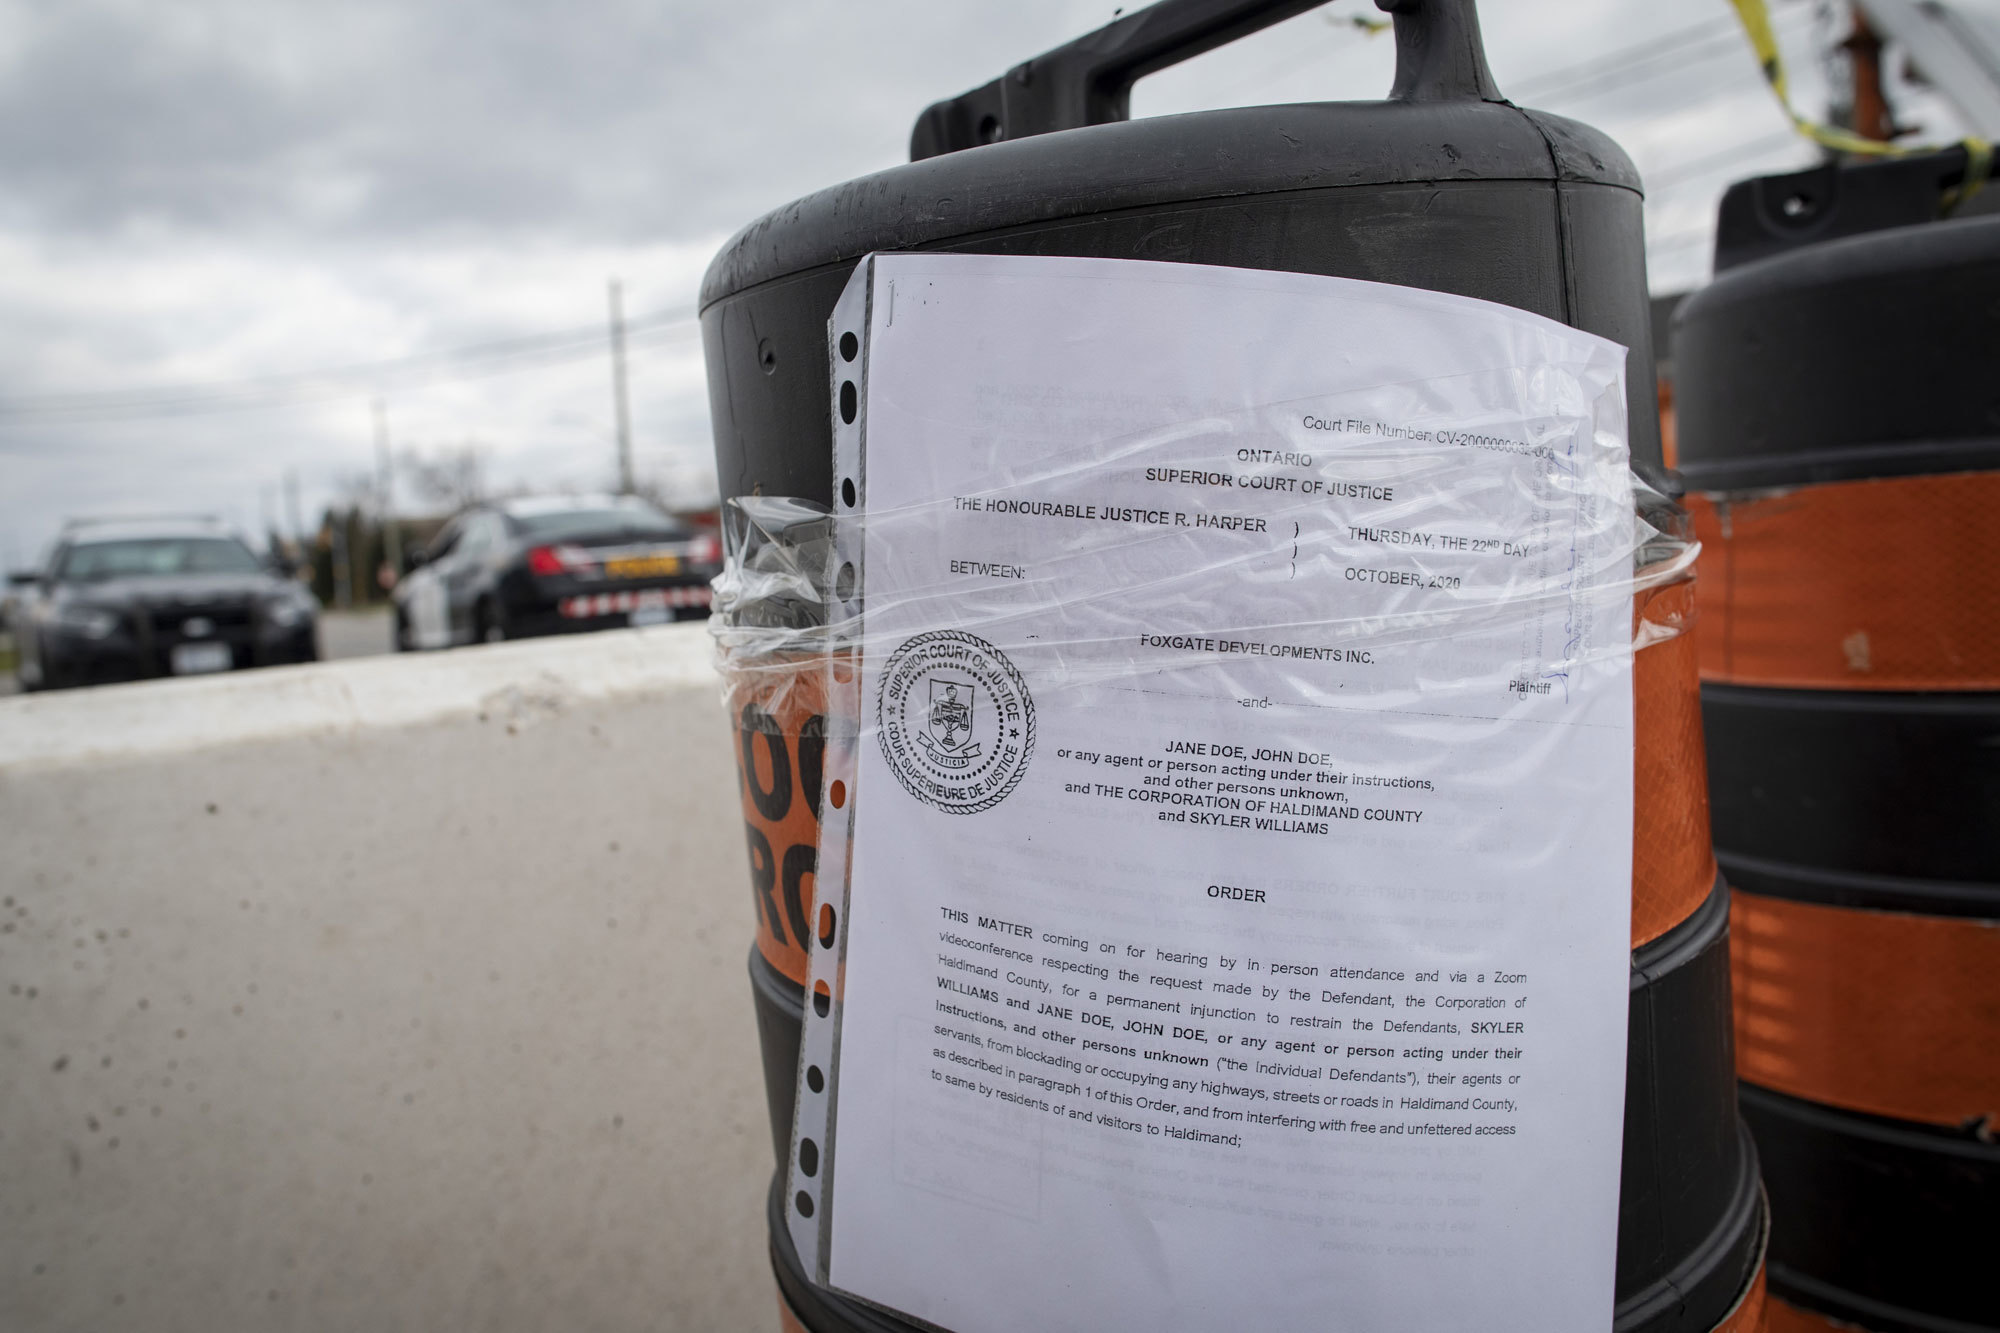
[54,604,119,639]
[265,593,317,628]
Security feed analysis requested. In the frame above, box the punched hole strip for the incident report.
[786,258,872,1281]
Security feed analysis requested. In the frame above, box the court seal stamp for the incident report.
[877,630,1035,814]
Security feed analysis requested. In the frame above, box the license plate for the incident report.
[606,555,680,579]
[629,606,672,627]
[170,642,233,675]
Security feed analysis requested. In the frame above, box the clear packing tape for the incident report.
[708,353,1722,964]
[712,404,1710,979]
[716,438,1704,976]
[711,443,1698,723]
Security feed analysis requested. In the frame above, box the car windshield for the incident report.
[510,505,688,541]
[59,537,264,581]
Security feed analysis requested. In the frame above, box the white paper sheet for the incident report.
[803,253,1635,1333]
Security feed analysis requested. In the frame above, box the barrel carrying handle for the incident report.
[909,0,1503,161]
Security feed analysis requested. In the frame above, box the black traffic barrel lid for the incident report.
[1709,146,1997,275]
[701,0,1663,502]
[1673,213,2000,492]
[700,0,1641,305]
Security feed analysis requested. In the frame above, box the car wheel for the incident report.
[477,599,508,644]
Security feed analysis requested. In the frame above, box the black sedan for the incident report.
[12,519,319,690]
[392,495,719,650]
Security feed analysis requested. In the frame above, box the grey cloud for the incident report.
[0,5,321,232]
[0,0,1101,243]
[0,0,1848,563]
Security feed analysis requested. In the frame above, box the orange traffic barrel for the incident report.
[1676,205,2000,1333]
[734,569,1767,1333]
[704,0,1768,1314]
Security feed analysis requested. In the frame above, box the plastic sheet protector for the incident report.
[789,253,1638,1332]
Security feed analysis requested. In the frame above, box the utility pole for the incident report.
[1844,12,1895,144]
[284,469,304,547]
[374,398,402,589]
[331,513,352,610]
[608,278,635,494]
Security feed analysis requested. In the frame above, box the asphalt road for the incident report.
[317,607,395,660]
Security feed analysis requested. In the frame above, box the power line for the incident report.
[1511,25,1746,105]
[1648,228,1716,256]
[1200,9,1386,103]
[1508,3,1813,109]
[1643,129,1808,193]
[1639,131,1824,271]
[0,304,698,425]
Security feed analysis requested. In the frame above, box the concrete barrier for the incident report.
[0,625,773,1331]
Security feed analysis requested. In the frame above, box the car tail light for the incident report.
[690,533,722,564]
[527,544,596,577]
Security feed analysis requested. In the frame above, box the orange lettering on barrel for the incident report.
[729,664,829,985]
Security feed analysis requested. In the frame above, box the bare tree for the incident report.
[328,468,378,508]
[401,442,488,512]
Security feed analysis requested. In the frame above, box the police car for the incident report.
[11,516,318,690]
[392,494,719,649]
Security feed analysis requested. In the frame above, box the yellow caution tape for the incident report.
[1728,0,1990,210]
[1943,135,1992,212]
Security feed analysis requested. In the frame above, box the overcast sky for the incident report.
[0,0,1969,567]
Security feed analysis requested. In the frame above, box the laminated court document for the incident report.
[791,253,1636,1332]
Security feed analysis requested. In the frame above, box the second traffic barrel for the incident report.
[1676,212,2000,1333]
